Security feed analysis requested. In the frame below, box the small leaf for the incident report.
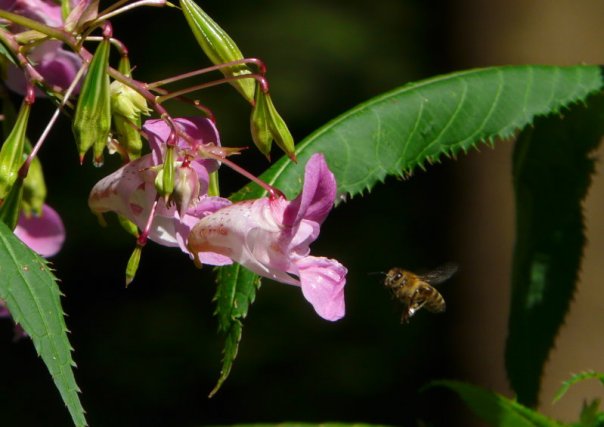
[554,371,604,403]
[0,221,87,426]
[507,94,604,407]
[210,263,260,397]
[428,380,565,427]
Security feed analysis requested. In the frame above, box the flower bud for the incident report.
[250,86,272,159]
[72,37,111,165]
[154,146,175,199]
[21,155,47,217]
[118,214,139,238]
[172,164,200,216]
[0,101,31,204]
[125,244,142,287]
[110,80,150,160]
[180,0,255,104]
[265,93,295,161]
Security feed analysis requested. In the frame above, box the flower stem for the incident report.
[147,58,267,89]
[0,10,68,43]
[92,0,172,25]
[155,73,269,104]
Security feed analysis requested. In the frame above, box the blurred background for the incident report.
[1,0,604,426]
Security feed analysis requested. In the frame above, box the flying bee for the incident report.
[384,262,458,323]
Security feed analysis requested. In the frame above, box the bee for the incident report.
[384,262,458,323]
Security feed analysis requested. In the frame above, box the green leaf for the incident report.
[429,380,565,427]
[554,371,604,403]
[210,263,260,397]
[217,64,604,392]
[506,94,604,407]
[0,222,86,426]
[233,65,604,202]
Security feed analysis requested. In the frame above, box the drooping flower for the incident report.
[1,0,85,95]
[188,153,347,321]
[14,203,65,257]
[88,117,233,266]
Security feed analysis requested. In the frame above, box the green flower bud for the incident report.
[21,155,47,217]
[125,244,143,287]
[0,101,30,204]
[110,80,150,160]
[250,85,272,159]
[118,214,139,238]
[180,0,255,104]
[265,94,295,161]
[72,37,111,166]
[208,170,220,197]
[154,146,175,199]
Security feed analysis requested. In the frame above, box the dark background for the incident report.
[2,1,603,426]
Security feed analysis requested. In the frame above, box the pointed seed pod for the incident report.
[125,244,143,287]
[0,101,31,203]
[0,179,23,230]
[21,155,47,217]
[72,37,111,165]
[265,93,296,161]
[180,0,255,104]
[250,86,273,159]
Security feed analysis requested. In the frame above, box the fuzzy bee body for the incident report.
[384,263,458,323]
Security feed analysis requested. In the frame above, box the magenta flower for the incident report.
[1,0,85,95]
[88,117,233,265]
[188,153,347,321]
[14,204,66,257]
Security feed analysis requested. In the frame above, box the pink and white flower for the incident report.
[1,0,85,95]
[88,117,232,266]
[188,153,347,321]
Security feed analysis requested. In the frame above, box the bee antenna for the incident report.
[368,271,385,276]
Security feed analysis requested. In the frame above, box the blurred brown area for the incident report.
[452,0,604,424]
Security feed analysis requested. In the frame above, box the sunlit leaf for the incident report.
[507,94,604,407]
[0,221,87,426]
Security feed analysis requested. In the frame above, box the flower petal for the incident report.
[14,204,66,257]
[283,153,336,227]
[295,255,346,321]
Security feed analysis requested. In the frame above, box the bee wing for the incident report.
[418,262,459,285]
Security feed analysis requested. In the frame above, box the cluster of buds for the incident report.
[0,0,346,320]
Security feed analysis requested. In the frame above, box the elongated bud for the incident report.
[118,214,139,238]
[21,155,47,217]
[0,101,31,204]
[265,94,295,160]
[72,36,111,165]
[125,244,143,287]
[180,0,255,103]
[161,145,175,197]
[250,85,272,159]
[208,170,219,197]
[110,80,150,160]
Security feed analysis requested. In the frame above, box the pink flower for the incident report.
[188,153,347,321]
[1,0,85,95]
[14,204,66,257]
[88,117,232,266]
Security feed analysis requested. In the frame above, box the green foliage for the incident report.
[429,380,565,427]
[210,263,260,397]
[507,94,604,407]
[554,371,604,403]
[0,221,86,426]
[214,65,604,393]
